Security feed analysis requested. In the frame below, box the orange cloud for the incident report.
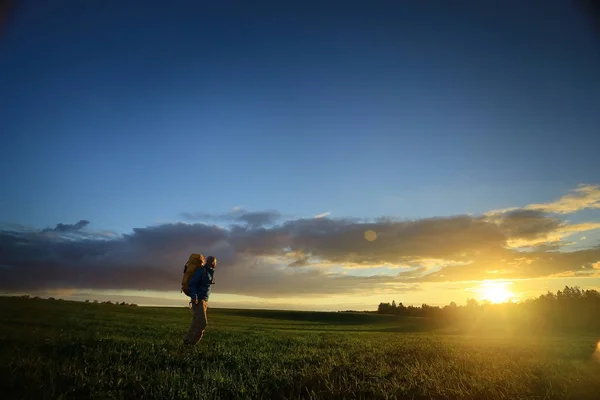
[489,185,600,215]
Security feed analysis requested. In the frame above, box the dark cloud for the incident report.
[484,194,600,248]
[220,216,508,267]
[42,220,90,233]
[288,258,310,267]
[234,211,282,228]
[1,205,600,295]
[495,210,562,240]
[0,223,420,297]
[214,257,421,297]
[518,247,600,278]
[0,223,231,293]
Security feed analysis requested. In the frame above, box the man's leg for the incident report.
[191,300,208,343]
[184,300,208,345]
[183,302,197,344]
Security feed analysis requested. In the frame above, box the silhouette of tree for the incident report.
[466,298,479,308]
[375,286,600,333]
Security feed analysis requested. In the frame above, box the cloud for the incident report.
[526,185,600,214]
[505,222,600,248]
[314,212,331,219]
[181,209,282,228]
[235,211,282,228]
[269,215,507,265]
[0,222,422,297]
[484,190,600,248]
[42,220,90,233]
[489,185,600,215]
[2,185,600,297]
[288,257,311,267]
[493,210,561,239]
[414,247,600,283]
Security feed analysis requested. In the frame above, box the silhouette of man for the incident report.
[183,256,216,345]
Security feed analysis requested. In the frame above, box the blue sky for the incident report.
[2,0,599,232]
[1,1,600,309]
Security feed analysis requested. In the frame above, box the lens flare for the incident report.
[364,230,377,242]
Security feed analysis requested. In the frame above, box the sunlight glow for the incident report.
[479,281,514,304]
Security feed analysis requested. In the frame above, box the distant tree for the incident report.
[93,300,98,304]
[48,297,55,301]
[375,285,600,334]
[85,299,90,303]
[129,303,138,307]
[422,303,440,317]
[377,302,393,314]
[392,300,397,308]
[466,298,479,308]
[120,301,126,306]
[33,296,41,300]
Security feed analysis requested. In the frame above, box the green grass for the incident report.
[1,297,599,399]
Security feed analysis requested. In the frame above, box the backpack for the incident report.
[181,253,205,296]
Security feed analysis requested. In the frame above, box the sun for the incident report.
[479,282,514,304]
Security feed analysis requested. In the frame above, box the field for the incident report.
[1,297,599,399]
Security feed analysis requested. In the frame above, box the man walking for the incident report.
[183,256,216,345]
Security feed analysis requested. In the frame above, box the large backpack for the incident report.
[181,253,205,296]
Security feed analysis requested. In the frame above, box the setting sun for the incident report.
[479,282,514,304]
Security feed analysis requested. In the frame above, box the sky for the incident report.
[1,1,600,310]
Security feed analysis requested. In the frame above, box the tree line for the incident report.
[18,295,138,307]
[377,286,600,334]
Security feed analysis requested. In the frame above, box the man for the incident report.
[183,256,216,345]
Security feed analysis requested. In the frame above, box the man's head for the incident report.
[206,256,217,269]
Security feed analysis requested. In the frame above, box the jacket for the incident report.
[188,265,215,302]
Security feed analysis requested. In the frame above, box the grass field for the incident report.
[1,297,599,399]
